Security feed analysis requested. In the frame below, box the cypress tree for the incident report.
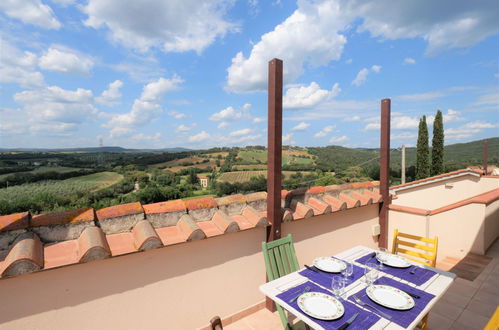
[431,110,444,175]
[416,116,430,179]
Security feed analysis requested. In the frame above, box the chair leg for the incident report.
[418,313,428,330]
[210,316,223,330]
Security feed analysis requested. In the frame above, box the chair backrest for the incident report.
[262,234,300,281]
[392,229,438,267]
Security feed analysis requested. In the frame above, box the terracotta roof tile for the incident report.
[307,197,331,215]
[132,220,162,251]
[339,193,360,208]
[215,194,246,206]
[0,212,29,231]
[105,232,136,256]
[31,208,95,227]
[306,186,326,194]
[96,202,144,220]
[1,233,43,277]
[142,199,186,214]
[290,200,314,220]
[212,210,239,233]
[242,205,268,227]
[351,181,375,189]
[323,195,347,211]
[363,189,382,203]
[281,190,291,199]
[155,226,187,246]
[176,214,205,241]
[244,191,267,202]
[184,197,218,211]
[43,240,79,269]
[77,227,111,263]
[350,191,373,206]
[389,204,430,216]
[390,169,481,190]
[283,209,294,221]
[196,221,224,238]
[231,215,254,230]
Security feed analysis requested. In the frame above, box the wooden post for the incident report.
[379,99,391,249]
[267,58,283,242]
[266,58,283,311]
[483,140,488,175]
[401,145,406,184]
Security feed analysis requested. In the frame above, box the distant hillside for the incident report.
[0,146,191,153]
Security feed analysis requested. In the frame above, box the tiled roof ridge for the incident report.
[390,168,484,191]
[389,187,499,216]
[0,180,380,279]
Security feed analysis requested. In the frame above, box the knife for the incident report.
[376,279,420,299]
[337,312,359,330]
[304,264,320,273]
[364,252,376,264]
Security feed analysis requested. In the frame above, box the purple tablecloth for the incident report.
[356,252,436,286]
[276,281,380,330]
[299,259,365,289]
[352,276,435,328]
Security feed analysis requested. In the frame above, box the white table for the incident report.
[259,245,456,329]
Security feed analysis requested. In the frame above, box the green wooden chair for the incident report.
[262,234,309,330]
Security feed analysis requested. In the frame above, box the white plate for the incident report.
[313,257,347,273]
[366,285,415,310]
[297,292,345,320]
[377,253,411,268]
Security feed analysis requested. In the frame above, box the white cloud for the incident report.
[229,128,254,136]
[209,103,251,122]
[217,122,229,129]
[404,57,416,64]
[314,125,335,137]
[365,122,380,131]
[0,0,61,29]
[0,41,44,88]
[427,109,464,124]
[283,82,340,109]
[343,115,360,122]
[345,58,353,64]
[176,124,196,132]
[446,121,498,140]
[282,133,295,145]
[50,0,75,7]
[351,0,499,55]
[291,122,310,131]
[168,111,186,119]
[189,131,210,142]
[329,135,348,143]
[132,132,161,142]
[39,46,95,75]
[391,132,417,140]
[252,117,266,123]
[96,80,123,106]
[82,0,237,53]
[393,116,419,129]
[140,76,183,102]
[397,91,445,101]
[103,76,181,136]
[226,1,349,92]
[473,89,499,106]
[352,65,381,86]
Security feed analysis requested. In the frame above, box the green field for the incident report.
[0,166,84,180]
[218,170,296,183]
[237,149,314,165]
[0,172,123,201]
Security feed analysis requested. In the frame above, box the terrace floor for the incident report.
[225,238,499,330]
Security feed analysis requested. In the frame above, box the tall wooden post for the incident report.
[267,58,283,242]
[483,140,488,175]
[401,145,406,184]
[266,58,283,311]
[379,99,391,249]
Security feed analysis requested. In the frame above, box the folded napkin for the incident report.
[276,281,380,330]
[352,276,435,328]
[299,258,364,289]
[356,252,436,286]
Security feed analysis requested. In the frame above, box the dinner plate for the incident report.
[297,292,345,320]
[313,257,347,273]
[376,253,411,268]
[366,285,415,310]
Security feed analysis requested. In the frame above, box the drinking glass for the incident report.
[341,262,354,283]
[331,277,345,298]
[365,262,379,286]
[376,247,388,270]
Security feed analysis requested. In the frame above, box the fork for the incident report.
[352,294,392,319]
[289,286,311,303]
[409,266,418,274]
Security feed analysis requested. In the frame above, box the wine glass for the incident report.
[341,262,354,283]
[376,247,388,270]
[331,277,345,299]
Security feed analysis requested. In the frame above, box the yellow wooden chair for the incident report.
[392,229,439,330]
[484,305,499,330]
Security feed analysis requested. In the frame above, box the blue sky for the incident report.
[0,0,498,149]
